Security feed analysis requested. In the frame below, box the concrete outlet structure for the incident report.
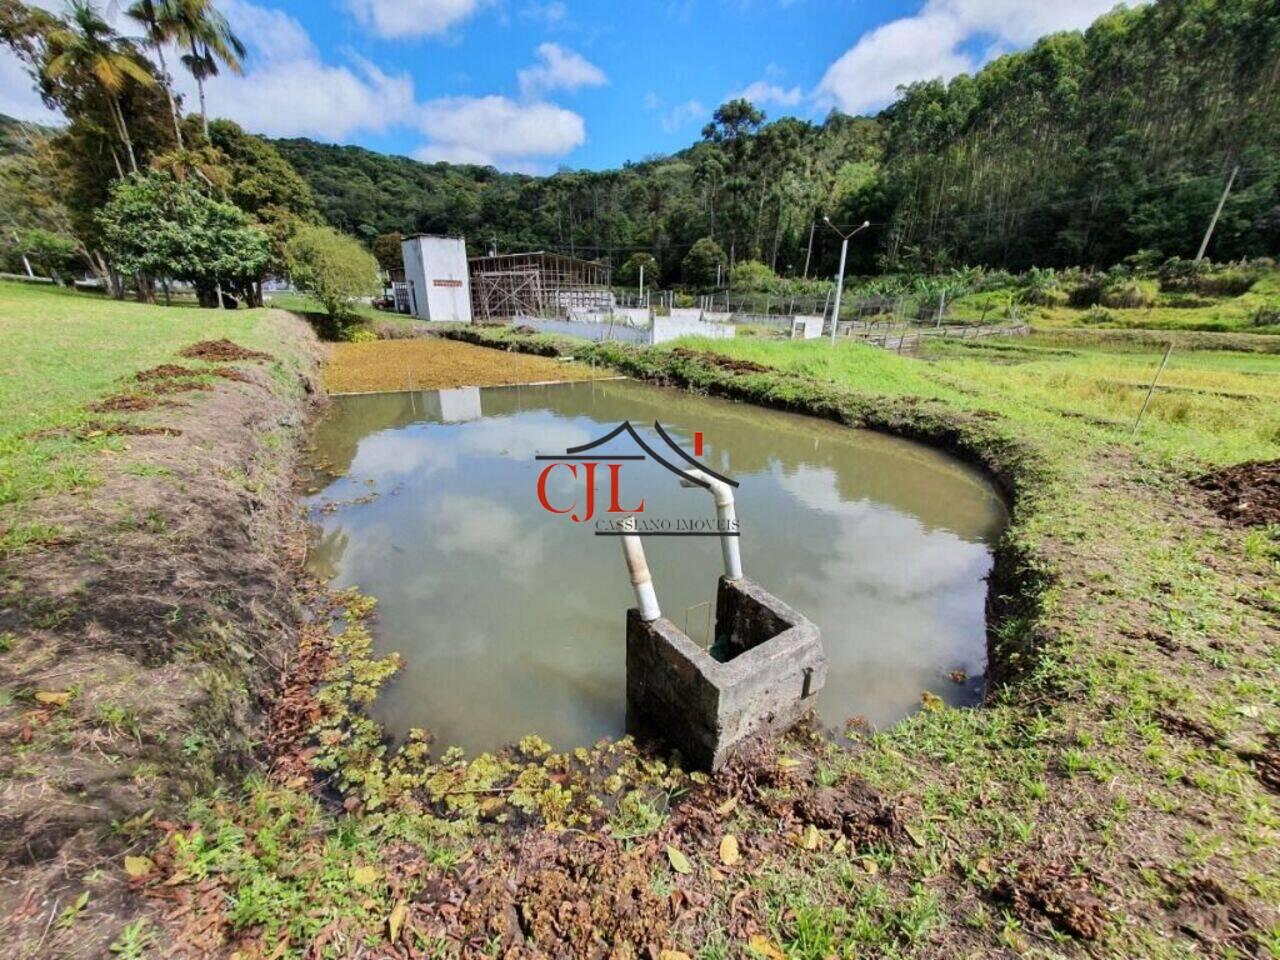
[626,576,826,770]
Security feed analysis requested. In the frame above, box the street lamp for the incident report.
[822,217,871,347]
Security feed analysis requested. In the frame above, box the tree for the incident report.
[98,170,270,305]
[616,252,658,288]
[729,259,776,292]
[372,232,404,272]
[286,225,379,336]
[173,0,245,139]
[44,1,155,173]
[682,237,726,287]
[126,0,186,148]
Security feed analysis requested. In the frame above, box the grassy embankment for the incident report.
[0,280,320,957]
[948,272,1280,335]
[94,312,1274,955]
[6,275,1277,956]
[0,281,304,549]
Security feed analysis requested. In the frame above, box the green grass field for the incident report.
[949,273,1280,335]
[687,334,1280,467]
[0,281,301,541]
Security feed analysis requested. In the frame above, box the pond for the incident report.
[303,380,1008,754]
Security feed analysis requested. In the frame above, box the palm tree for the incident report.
[173,0,245,140]
[126,0,185,148]
[45,1,155,174]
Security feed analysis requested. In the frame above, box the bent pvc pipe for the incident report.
[619,515,661,622]
[679,469,743,581]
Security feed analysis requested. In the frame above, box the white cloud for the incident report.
[345,0,483,39]
[0,48,58,124]
[660,99,705,133]
[517,43,606,98]
[181,55,417,140]
[729,80,803,108]
[519,1,568,25]
[818,0,1147,114]
[415,95,586,170]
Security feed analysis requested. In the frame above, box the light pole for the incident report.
[823,217,870,347]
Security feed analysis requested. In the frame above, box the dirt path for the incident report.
[323,337,611,394]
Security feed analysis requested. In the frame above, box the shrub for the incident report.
[1082,305,1117,325]
[616,252,659,288]
[1101,279,1158,309]
[286,226,380,338]
[345,328,378,343]
[1068,276,1106,307]
[729,259,777,292]
[1195,269,1257,298]
[1250,305,1280,328]
[682,238,726,287]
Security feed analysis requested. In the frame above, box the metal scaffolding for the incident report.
[469,251,612,322]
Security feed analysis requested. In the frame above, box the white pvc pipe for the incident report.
[619,515,661,622]
[679,469,743,581]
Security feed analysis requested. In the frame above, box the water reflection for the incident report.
[304,380,1008,753]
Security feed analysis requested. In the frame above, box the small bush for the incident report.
[1250,305,1280,328]
[1020,286,1068,308]
[1082,305,1117,325]
[1100,280,1158,309]
[1068,276,1106,308]
[286,225,380,339]
[729,259,778,292]
[345,328,378,343]
[1195,269,1257,298]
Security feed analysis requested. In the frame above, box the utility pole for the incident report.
[1196,164,1239,262]
[822,218,870,347]
[639,263,645,303]
[802,219,816,279]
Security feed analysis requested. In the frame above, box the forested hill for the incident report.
[271,111,882,283]
[277,0,1276,279]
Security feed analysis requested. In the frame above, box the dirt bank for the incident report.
[323,336,610,394]
[0,314,320,957]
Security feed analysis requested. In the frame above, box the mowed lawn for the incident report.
[0,281,300,531]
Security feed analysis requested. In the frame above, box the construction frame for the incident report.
[469,251,612,322]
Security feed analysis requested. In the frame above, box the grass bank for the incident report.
[0,282,320,956]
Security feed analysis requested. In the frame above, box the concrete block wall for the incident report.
[626,577,826,770]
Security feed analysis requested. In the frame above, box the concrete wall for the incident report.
[626,577,826,770]
[651,316,737,345]
[791,314,825,340]
[400,235,472,323]
[517,314,736,345]
[518,317,651,343]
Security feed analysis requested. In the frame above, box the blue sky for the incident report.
[0,0,1140,172]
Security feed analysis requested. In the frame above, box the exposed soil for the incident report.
[990,857,1109,941]
[1195,458,1280,526]
[322,336,612,394]
[670,346,770,374]
[179,338,273,362]
[88,393,160,413]
[0,318,319,957]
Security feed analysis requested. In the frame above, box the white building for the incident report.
[399,235,473,323]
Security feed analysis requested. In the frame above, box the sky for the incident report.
[0,0,1140,173]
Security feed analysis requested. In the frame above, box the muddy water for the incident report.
[304,380,1008,754]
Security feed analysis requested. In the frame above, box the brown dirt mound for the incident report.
[135,364,201,381]
[1171,876,1266,956]
[670,346,769,374]
[1195,459,1280,526]
[89,394,158,413]
[792,780,899,847]
[990,859,1109,940]
[180,339,272,362]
